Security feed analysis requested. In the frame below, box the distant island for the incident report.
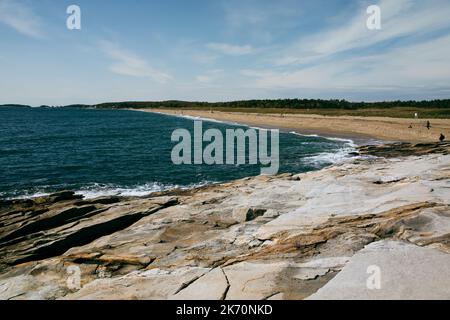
[0,104,31,108]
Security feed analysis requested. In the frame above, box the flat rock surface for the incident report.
[171,267,228,300]
[308,240,450,300]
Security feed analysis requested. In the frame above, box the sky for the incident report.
[0,0,450,105]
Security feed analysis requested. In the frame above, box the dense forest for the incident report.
[3,99,450,110]
[85,99,450,110]
[3,99,450,118]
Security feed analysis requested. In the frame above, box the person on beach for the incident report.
[440,133,445,142]
[426,121,431,130]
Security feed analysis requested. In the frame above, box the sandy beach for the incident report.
[139,108,450,144]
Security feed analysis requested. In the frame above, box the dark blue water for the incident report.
[0,106,354,199]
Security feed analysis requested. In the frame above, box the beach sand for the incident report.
[138,108,450,144]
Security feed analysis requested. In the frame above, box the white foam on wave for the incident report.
[289,131,356,147]
[3,191,50,200]
[3,181,216,200]
[289,131,358,167]
[288,132,358,167]
[74,181,215,199]
[156,111,282,133]
[148,111,243,127]
[289,131,319,138]
[303,146,356,168]
[74,182,168,199]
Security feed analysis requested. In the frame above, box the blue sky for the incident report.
[0,0,450,105]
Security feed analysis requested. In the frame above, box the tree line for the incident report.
[82,99,450,110]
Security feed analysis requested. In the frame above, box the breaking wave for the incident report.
[4,181,216,200]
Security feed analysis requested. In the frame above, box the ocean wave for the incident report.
[2,191,50,200]
[296,130,358,167]
[289,131,356,147]
[289,131,319,138]
[302,145,357,168]
[75,181,217,199]
[74,182,170,199]
[3,181,216,200]
[148,111,243,127]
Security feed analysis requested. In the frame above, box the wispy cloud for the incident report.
[232,0,450,100]
[0,0,44,38]
[222,0,302,43]
[206,42,257,56]
[99,40,172,83]
[276,0,450,65]
[1,0,449,103]
[242,33,450,96]
[195,69,224,84]
[192,52,219,65]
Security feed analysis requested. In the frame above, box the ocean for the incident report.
[0,106,355,199]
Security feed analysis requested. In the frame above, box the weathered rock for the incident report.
[0,143,449,300]
[171,267,228,300]
[49,191,83,203]
[223,262,287,300]
[63,267,210,300]
[0,197,178,267]
[232,207,267,223]
[308,240,450,300]
[358,141,450,158]
[291,257,350,280]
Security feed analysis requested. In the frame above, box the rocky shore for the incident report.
[1,142,450,300]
